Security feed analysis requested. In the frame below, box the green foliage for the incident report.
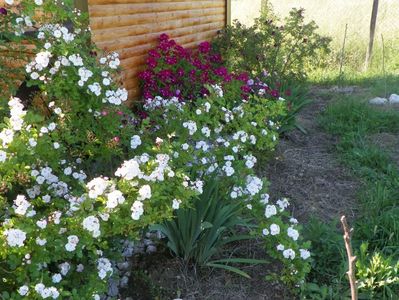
[320,98,399,136]
[0,1,199,298]
[302,219,347,285]
[213,6,327,134]
[143,85,311,286]
[152,180,267,278]
[213,8,331,85]
[0,1,314,298]
[357,243,399,299]
[306,91,399,299]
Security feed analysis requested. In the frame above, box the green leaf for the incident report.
[210,258,269,265]
[206,262,251,279]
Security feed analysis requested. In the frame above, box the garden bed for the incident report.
[123,240,289,300]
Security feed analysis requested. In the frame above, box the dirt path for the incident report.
[262,88,359,223]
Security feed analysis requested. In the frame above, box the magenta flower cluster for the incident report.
[139,34,253,101]
[139,33,290,108]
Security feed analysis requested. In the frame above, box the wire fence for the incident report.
[231,0,399,70]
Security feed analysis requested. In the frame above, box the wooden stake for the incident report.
[381,34,387,98]
[364,0,380,70]
[340,216,358,300]
[339,23,348,84]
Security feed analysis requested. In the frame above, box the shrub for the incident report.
[357,243,399,298]
[142,85,311,286]
[1,1,311,298]
[0,1,198,298]
[152,180,268,278]
[212,8,329,134]
[213,8,331,85]
[139,34,284,102]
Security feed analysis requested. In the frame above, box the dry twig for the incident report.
[340,215,358,300]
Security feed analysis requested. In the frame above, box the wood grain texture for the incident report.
[88,0,226,100]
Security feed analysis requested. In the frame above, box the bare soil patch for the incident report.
[261,89,359,222]
[123,240,290,300]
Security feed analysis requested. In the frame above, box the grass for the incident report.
[233,2,399,296]
[302,74,399,297]
[231,0,399,86]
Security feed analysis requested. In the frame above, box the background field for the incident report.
[231,0,399,75]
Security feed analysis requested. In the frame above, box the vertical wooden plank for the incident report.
[226,0,232,25]
[87,0,227,100]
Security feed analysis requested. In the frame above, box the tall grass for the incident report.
[302,88,399,298]
[232,0,399,82]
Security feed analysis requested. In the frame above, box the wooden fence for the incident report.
[0,0,228,100]
[88,0,227,100]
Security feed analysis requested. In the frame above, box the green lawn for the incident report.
[302,73,399,298]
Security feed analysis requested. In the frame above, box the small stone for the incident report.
[107,279,119,297]
[143,239,153,246]
[120,275,129,288]
[389,94,399,104]
[117,261,130,271]
[369,97,388,105]
[330,86,355,94]
[146,245,157,253]
[122,247,134,258]
[134,245,145,254]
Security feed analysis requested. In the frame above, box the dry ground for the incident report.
[261,88,360,223]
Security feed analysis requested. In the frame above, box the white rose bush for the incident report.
[0,0,311,298]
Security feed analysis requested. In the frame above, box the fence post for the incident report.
[364,0,379,70]
[226,0,232,26]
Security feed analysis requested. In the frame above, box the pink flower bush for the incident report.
[139,34,286,104]
[140,34,249,101]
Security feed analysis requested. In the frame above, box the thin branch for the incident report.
[340,215,358,300]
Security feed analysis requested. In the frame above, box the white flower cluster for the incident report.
[4,228,26,247]
[13,195,34,216]
[26,51,52,81]
[143,96,185,112]
[8,97,26,131]
[103,88,128,105]
[130,135,142,149]
[106,190,125,210]
[65,235,79,252]
[87,177,110,199]
[245,175,264,196]
[0,150,6,163]
[38,24,76,43]
[131,200,144,220]
[244,154,257,169]
[12,14,33,36]
[145,86,311,271]
[275,245,310,260]
[97,257,113,280]
[114,153,184,220]
[262,202,311,261]
[100,52,120,69]
[222,155,235,177]
[34,283,60,299]
[78,67,93,86]
[26,28,128,106]
[183,121,197,135]
[0,98,26,150]
[82,216,101,238]
[211,84,224,97]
